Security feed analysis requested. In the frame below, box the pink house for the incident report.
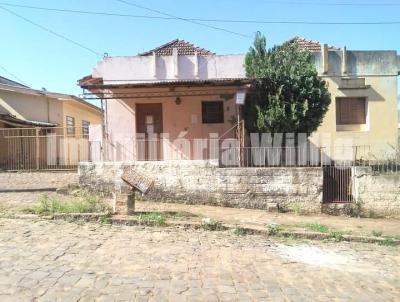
[79,39,249,161]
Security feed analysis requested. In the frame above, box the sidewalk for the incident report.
[136,200,400,238]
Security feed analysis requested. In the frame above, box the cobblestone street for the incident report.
[0,218,399,301]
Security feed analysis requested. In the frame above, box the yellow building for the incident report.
[0,76,102,170]
[291,37,400,161]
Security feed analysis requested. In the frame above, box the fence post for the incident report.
[35,127,40,170]
[320,147,323,167]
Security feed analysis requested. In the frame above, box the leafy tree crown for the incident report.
[244,32,331,135]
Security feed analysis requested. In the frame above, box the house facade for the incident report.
[80,38,400,164]
[0,76,102,169]
[80,40,248,161]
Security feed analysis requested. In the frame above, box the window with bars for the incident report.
[202,101,224,124]
[82,120,90,138]
[336,97,367,125]
[66,116,75,136]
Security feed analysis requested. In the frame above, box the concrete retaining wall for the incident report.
[79,161,323,212]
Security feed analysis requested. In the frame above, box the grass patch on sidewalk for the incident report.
[137,212,167,226]
[26,192,111,215]
[303,223,329,233]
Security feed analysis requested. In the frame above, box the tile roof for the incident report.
[0,75,29,88]
[139,39,215,56]
[288,37,341,52]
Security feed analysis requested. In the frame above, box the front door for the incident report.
[136,103,163,160]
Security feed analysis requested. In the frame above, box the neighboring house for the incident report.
[0,76,102,169]
[291,37,400,160]
[0,75,102,130]
[79,38,400,163]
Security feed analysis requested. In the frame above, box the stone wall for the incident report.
[79,161,323,212]
[353,167,400,217]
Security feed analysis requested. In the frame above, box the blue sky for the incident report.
[1,0,400,105]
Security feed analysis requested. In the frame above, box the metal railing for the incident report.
[0,127,98,171]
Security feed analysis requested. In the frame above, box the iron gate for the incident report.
[323,167,353,203]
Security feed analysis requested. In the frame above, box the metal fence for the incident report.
[0,127,99,171]
[219,145,372,167]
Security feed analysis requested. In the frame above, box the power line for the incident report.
[0,64,29,86]
[0,5,102,57]
[114,0,252,38]
[262,0,400,7]
[1,2,400,25]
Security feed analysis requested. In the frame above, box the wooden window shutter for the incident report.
[336,98,366,125]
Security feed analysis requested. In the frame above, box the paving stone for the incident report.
[0,218,398,301]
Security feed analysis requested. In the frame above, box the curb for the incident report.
[4,213,400,246]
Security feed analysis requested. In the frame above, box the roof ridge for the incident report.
[139,39,215,56]
[288,36,341,52]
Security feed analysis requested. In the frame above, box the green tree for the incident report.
[244,32,331,136]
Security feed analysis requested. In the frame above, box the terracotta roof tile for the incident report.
[139,39,215,56]
[288,36,341,52]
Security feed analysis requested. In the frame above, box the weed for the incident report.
[137,212,167,226]
[378,235,400,247]
[233,226,247,236]
[32,192,110,215]
[100,214,112,225]
[288,202,305,215]
[328,230,344,242]
[304,223,329,233]
[371,230,383,237]
[266,223,281,236]
[201,218,223,231]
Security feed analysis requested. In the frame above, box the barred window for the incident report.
[202,101,224,124]
[82,120,90,138]
[66,116,75,136]
[336,98,367,125]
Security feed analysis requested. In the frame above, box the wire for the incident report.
[114,0,252,38]
[261,0,400,7]
[0,5,102,58]
[0,64,29,86]
[1,2,400,25]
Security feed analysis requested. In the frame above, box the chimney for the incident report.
[342,46,347,75]
[321,44,329,74]
[152,52,157,78]
[194,51,199,78]
[173,48,179,78]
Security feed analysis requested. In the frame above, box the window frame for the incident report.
[66,116,75,136]
[201,101,224,124]
[336,97,367,125]
[82,120,90,138]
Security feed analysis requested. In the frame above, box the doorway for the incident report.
[136,103,163,160]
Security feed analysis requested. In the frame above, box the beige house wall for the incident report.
[310,76,398,157]
[105,86,240,161]
[62,100,102,131]
[0,90,62,124]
